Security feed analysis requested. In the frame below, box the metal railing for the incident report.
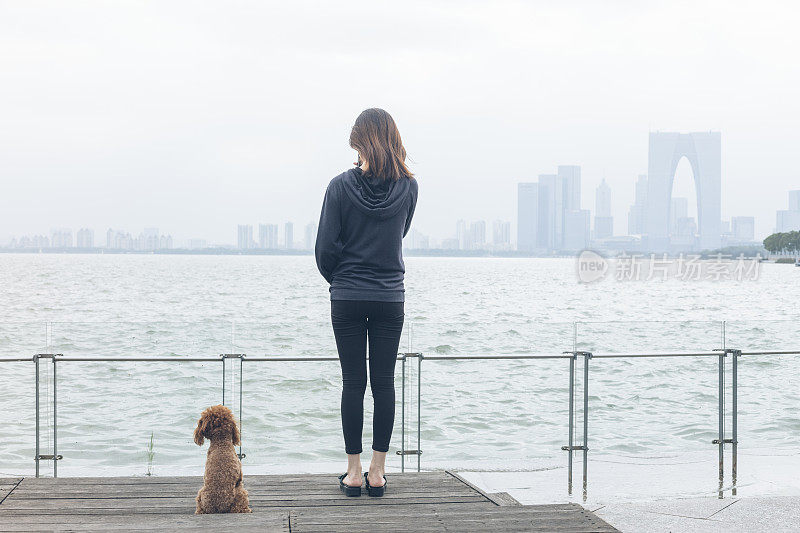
[1,346,798,501]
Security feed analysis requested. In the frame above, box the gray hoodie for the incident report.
[315,168,418,301]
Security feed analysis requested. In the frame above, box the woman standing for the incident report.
[315,108,418,497]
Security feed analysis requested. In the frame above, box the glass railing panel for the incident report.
[575,320,723,460]
[0,322,45,475]
[726,319,800,452]
[238,358,413,473]
[54,359,221,476]
[407,320,575,469]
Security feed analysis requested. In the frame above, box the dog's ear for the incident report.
[231,421,241,446]
[194,410,208,446]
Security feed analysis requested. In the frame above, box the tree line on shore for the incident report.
[763,231,800,254]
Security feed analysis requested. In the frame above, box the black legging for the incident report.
[331,300,404,455]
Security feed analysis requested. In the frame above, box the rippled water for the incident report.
[0,254,798,481]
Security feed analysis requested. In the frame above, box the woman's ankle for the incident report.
[346,453,362,477]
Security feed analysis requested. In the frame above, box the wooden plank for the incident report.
[486,491,521,506]
[15,473,457,488]
[0,498,488,515]
[0,511,290,532]
[0,480,20,508]
[11,487,482,502]
[11,476,469,486]
[290,505,618,533]
[16,472,449,486]
[11,481,472,495]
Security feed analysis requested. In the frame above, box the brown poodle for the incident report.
[194,405,251,514]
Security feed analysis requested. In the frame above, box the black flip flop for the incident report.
[364,472,387,497]
[338,473,362,497]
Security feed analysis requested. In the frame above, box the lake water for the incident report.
[0,253,798,500]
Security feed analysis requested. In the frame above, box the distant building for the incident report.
[790,190,800,211]
[627,174,648,235]
[674,217,697,237]
[14,234,50,249]
[50,228,73,248]
[284,222,294,250]
[559,166,581,212]
[776,190,800,232]
[645,131,721,250]
[76,228,94,248]
[731,216,755,242]
[564,209,590,250]
[594,179,613,239]
[456,220,469,250]
[258,224,279,248]
[304,222,317,251]
[237,225,254,250]
[493,220,511,248]
[142,228,159,250]
[537,174,563,249]
[405,228,430,250]
[517,183,539,252]
[440,238,459,250]
[188,239,207,249]
[517,166,582,252]
[469,221,486,249]
[105,228,137,250]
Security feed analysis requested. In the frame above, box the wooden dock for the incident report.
[0,472,617,532]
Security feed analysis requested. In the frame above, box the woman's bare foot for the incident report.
[343,471,362,487]
[343,453,362,487]
[368,450,387,487]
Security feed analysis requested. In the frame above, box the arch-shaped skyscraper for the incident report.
[644,132,721,251]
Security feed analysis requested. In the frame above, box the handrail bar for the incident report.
[49,356,224,362]
[2,351,800,363]
[740,350,800,356]
[590,351,722,358]
[422,354,571,360]
[245,356,356,362]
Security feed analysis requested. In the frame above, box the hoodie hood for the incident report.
[340,168,411,220]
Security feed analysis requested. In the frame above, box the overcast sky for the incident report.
[1,0,798,244]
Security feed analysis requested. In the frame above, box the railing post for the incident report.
[712,347,741,498]
[35,354,40,478]
[582,351,590,500]
[221,354,226,405]
[562,352,576,494]
[396,353,422,472]
[417,353,422,473]
[34,354,61,477]
[562,351,588,497]
[401,353,406,473]
[53,355,58,478]
[718,350,725,495]
[732,348,740,495]
[239,354,245,461]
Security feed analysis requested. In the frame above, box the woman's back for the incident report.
[315,167,417,302]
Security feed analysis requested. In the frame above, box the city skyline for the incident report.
[0,127,793,253]
[3,179,796,252]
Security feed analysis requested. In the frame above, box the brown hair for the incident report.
[349,108,414,181]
